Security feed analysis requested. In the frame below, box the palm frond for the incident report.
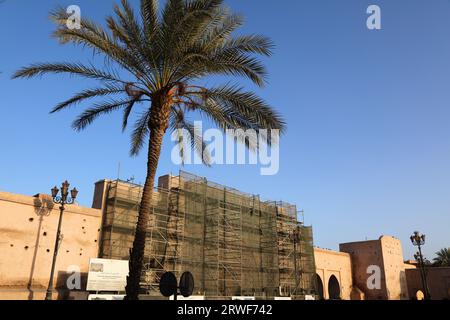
[204,84,285,132]
[141,0,159,40]
[201,13,243,50]
[72,98,140,131]
[122,97,146,131]
[12,62,125,84]
[50,7,152,87]
[51,84,125,113]
[114,0,145,50]
[433,248,450,266]
[130,111,151,156]
[169,0,224,54]
[209,52,268,86]
[220,35,274,56]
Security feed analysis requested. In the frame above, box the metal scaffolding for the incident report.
[98,171,316,299]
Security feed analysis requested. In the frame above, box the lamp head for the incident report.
[51,186,59,198]
[61,181,70,197]
[70,187,78,200]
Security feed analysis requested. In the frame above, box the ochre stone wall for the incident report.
[340,236,409,300]
[314,248,353,300]
[0,191,102,300]
[406,267,450,300]
[379,236,409,300]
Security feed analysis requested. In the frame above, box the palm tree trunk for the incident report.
[125,98,170,300]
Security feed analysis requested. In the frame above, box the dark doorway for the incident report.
[328,275,341,300]
[314,274,324,299]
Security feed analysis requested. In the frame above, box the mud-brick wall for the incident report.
[0,191,102,300]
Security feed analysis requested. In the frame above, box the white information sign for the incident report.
[274,297,292,300]
[169,295,205,300]
[232,296,256,300]
[86,258,129,292]
[88,294,125,300]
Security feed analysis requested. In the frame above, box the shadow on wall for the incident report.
[55,270,89,300]
[400,270,409,300]
[28,197,54,300]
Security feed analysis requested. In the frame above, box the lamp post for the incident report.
[410,231,431,300]
[45,181,78,301]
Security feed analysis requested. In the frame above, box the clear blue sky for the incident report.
[1,0,449,260]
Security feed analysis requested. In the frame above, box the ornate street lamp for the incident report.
[45,181,78,301]
[410,231,431,300]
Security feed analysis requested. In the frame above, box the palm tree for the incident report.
[433,248,450,267]
[13,0,284,299]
